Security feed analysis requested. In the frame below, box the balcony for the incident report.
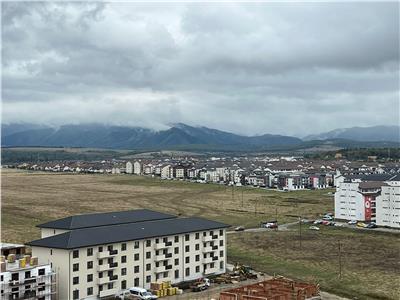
[97,250,118,259]
[212,235,219,239]
[97,275,118,285]
[97,262,118,272]
[99,288,118,298]
[155,266,165,273]
[212,245,218,250]
[155,255,169,262]
[203,235,213,242]
[203,257,213,264]
[212,256,219,261]
[154,243,169,250]
[203,246,215,253]
[165,253,172,258]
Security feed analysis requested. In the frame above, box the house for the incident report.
[133,161,142,175]
[125,162,133,174]
[27,210,228,300]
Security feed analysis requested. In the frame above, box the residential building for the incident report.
[27,210,228,300]
[376,183,400,228]
[1,244,56,300]
[125,162,133,174]
[133,161,142,175]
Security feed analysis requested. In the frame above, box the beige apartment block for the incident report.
[27,210,228,300]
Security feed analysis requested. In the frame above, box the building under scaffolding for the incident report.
[1,243,57,300]
[220,277,320,300]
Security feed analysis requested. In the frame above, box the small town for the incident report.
[1,1,399,300]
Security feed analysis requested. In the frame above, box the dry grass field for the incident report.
[2,169,399,299]
[1,169,333,243]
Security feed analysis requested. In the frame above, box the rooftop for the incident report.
[28,217,229,249]
[37,209,177,230]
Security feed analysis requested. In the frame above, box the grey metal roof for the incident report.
[28,217,230,249]
[37,209,177,230]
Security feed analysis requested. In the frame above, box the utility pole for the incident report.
[339,241,342,279]
[299,216,302,250]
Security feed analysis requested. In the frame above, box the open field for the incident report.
[228,226,400,300]
[1,169,333,243]
[2,169,399,299]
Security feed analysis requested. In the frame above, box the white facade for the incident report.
[133,162,142,175]
[161,165,172,179]
[126,162,133,174]
[334,181,364,221]
[32,229,226,300]
[376,185,400,228]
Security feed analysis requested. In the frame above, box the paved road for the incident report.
[227,221,299,234]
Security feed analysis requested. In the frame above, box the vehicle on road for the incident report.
[348,220,357,225]
[322,215,333,221]
[366,222,377,229]
[334,223,343,227]
[313,219,323,225]
[309,226,320,231]
[260,220,278,229]
[115,290,136,300]
[128,287,158,300]
[234,226,245,231]
[357,222,367,228]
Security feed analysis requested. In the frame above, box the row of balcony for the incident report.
[97,274,118,285]
[97,249,118,259]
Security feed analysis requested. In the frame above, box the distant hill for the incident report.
[1,123,302,150]
[304,125,400,142]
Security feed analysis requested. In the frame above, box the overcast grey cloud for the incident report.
[2,1,399,136]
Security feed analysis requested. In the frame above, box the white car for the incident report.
[129,287,158,300]
[348,220,357,225]
[309,226,320,231]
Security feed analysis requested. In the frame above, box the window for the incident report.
[134,266,139,273]
[174,247,179,254]
[25,271,31,278]
[146,263,151,271]
[11,273,19,281]
[174,236,179,243]
[175,270,179,279]
[220,229,223,236]
[121,243,127,251]
[134,241,139,249]
[87,261,93,269]
[146,275,151,283]
[134,278,139,286]
[73,290,79,300]
[203,232,206,236]
[73,276,79,285]
[185,245,190,252]
[72,250,79,259]
[107,282,113,289]
[99,246,103,252]
[99,259,103,266]
[73,263,79,272]
[38,268,45,276]
[185,257,189,264]
[134,253,139,261]
[195,244,200,251]
[146,240,151,247]
[87,274,93,282]
[195,255,200,262]
[146,252,151,259]
[195,232,200,239]
[220,261,224,269]
[121,256,127,263]
[122,280,127,289]
[185,234,189,241]
[50,249,52,255]
[220,240,224,246]
[121,268,127,276]
[174,258,179,265]
[196,266,200,273]
[220,250,224,257]
[87,248,93,256]
[87,287,93,296]
[185,267,190,276]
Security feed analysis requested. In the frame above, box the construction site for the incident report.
[219,277,320,300]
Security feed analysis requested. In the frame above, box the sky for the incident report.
[2,1,399,136]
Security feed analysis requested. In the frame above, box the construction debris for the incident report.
[219,277,320,300]
[212,263,258,284]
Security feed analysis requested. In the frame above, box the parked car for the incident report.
[128,287,158,300]
[357,222,367,228]
[321,220,331,226]
[234,226,245,231]
[115,290,136,300]
[366,222,377,229]
[313,219,323,225]
[265,223,278,229]
[309,226,320,231]
[348,220,357,225]
[334,223,343,227]
[322,215,333,221]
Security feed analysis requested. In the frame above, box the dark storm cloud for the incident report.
[2,2,399,135]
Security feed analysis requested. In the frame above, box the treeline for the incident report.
[305,148,400,161]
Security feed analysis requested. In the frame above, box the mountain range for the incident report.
[1,123,399,151]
